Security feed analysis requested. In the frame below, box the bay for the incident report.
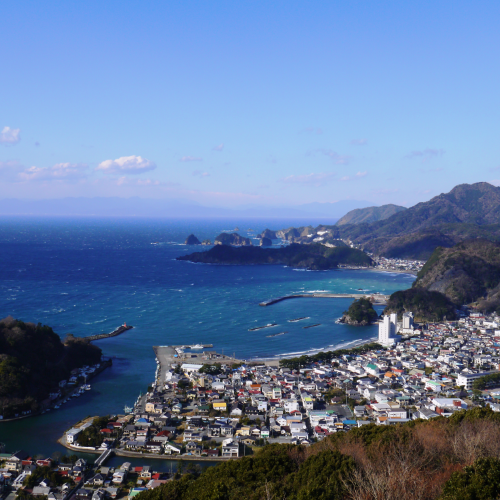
[0,217,414,456]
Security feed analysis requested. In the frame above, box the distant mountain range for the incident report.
[0,197,373,220]
[325,182,500,259]
[336,204,406,226]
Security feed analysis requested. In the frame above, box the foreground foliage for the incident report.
[137,408,500,500]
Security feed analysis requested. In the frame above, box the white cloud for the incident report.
[351,138,367,145]
[96,155,156,174]
[116,177,162,186]
[280,172,336,186]
[212,144,224,151]
[406,148,444,162]
[0,126,21,145]
[19,163,89,181]
[192,170,210,177]
[180,156,203,162]
[301,127,323,135]
[340,171,367,182]
[318,149,351,165]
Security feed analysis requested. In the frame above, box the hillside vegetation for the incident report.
[336,204,406,226]
[414,239,500,313]
[177,243,373,270]
[0,317,102,417]
[136,408,500,500]
[383,288,458,322]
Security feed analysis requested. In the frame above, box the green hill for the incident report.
[383,288,458,322]
[341,297,379,325]
[177,243,373,270]
[0,317,102,417]
[336,204,407,226]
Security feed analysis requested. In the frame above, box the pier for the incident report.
[259,293,390,306]
[87,324,133,342]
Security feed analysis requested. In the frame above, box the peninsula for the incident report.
[177,242,373,270]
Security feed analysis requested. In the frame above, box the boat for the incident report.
[191,344,204,349]
[124,405,133,414]
[248,323,278,331]
[287,317,310,323]
[54,405,60,409]
[85,384,91,391]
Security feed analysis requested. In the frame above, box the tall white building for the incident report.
[378,313,400,346]
[402,312,414,330]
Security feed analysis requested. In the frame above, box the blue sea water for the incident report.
[0,217,415,458]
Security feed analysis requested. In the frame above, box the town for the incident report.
[2,308,500,500]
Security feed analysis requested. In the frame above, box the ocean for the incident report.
[0,216,414,459]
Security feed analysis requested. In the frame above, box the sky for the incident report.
[2,0,500,209]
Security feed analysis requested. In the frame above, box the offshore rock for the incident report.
[214,232,253,246]
[185,234,201,245]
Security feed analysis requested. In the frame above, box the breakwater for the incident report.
[87,324,134,342]
[259,293,390,306]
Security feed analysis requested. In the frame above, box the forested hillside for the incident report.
[0,316,102,416]
[413,239,500,313]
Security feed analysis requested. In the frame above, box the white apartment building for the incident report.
[378,313,401,346]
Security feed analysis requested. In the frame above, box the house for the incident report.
[185,442,201,456]
[85,474,105,487]
[33,487,51,496]
[145,441,162,453]
[76,489,92,500]
[164,443,181,455]
[6,450,30,471]
[221,440,239,458]
[212,400,227,412]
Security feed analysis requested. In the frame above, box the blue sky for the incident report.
[2,1,500,208]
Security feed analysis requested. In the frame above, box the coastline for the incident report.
[57,437,232,462]
[254,336,378,363]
